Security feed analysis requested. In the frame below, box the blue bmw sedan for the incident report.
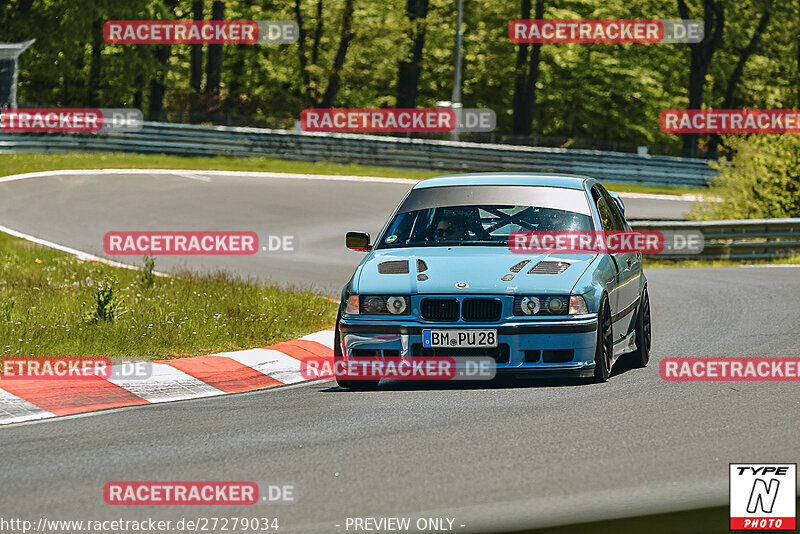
[335,173,652,389]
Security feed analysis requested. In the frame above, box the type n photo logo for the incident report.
[730,464,796,530]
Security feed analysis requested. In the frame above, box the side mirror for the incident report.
[346,231,372,252]
[607,191,625,218]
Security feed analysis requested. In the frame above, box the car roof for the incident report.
[413,173,592,190]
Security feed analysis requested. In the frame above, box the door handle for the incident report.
[626,258,633,268]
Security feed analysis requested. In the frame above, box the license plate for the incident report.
[422,329,497,348]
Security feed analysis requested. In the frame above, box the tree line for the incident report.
[1,0,798,157]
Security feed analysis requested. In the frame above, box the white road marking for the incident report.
[0,378,329,428]
[0,224,169,276]
[0,168,413,276]
[0,330,335,426]
[0,168,708,199]
[0,223,143,270]
[105,362,224,403]
[197,170,417,184]
[300,330,335,347]
[220,348,306,385]
[740,264,800,268]
[0,168,417,185]
[615,191,713,202]
[170,171,212,182]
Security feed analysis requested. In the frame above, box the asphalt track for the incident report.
[0,170,692,295]
[1,170,798,533]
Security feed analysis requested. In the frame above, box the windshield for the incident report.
[377,204,593,248]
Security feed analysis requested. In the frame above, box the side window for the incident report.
[598,187,626,231]
[591,188,614,231]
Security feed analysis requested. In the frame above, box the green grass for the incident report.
[0,231,338,359]
[644,255,800,268]
[0,152,701,196]
[602,182,703,196]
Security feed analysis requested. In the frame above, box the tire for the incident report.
[628,286,651,368]
[333,316,380,391]
[593,296,614,383]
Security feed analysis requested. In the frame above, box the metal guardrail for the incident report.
[632,218,800,260]
[0,121,718,187]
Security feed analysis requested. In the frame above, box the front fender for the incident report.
[340,251,375,315]
[571,254,615,313]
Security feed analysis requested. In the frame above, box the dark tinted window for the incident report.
[597,186,627,230]
[397,185,592,215]
[591,188,616,232]
[378,204,593,248]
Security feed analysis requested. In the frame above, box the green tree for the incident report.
[691,134,800,219]
[1,0,798,156]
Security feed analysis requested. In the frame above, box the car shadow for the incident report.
[319,355,646,393]
[320,376,594,393]
[610,353,644,378]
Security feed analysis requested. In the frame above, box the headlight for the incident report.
[514,296,569,316]
[352,295,411,315]
[568,295,589,315]
[386,296,408,315]
[518,296,540,315]
[547,296,565,314]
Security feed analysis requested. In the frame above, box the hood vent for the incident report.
[527,261,570,275]
[509,259,531,273]
[417,259,428,272]
[378,260,410,274]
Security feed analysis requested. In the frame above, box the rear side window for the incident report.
[598,187,628,230]
[591,188,615,231]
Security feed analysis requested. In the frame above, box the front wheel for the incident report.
[628,287,651,368]
[333,317,380,391]
[593,297,613,383]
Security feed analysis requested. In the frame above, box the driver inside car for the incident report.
[434,215,470,242]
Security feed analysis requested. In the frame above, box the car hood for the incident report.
[355,247,596,295]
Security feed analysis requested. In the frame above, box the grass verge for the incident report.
[0,231,338,359]
[0,152,701,196]
[644,255,800,268]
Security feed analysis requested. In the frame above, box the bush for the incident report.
[690,134,800,220]
[86,277,121,323]
[140,255,156,289]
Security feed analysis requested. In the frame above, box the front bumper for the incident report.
[338,316,598,378]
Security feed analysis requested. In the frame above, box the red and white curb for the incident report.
[0,330,334,425]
